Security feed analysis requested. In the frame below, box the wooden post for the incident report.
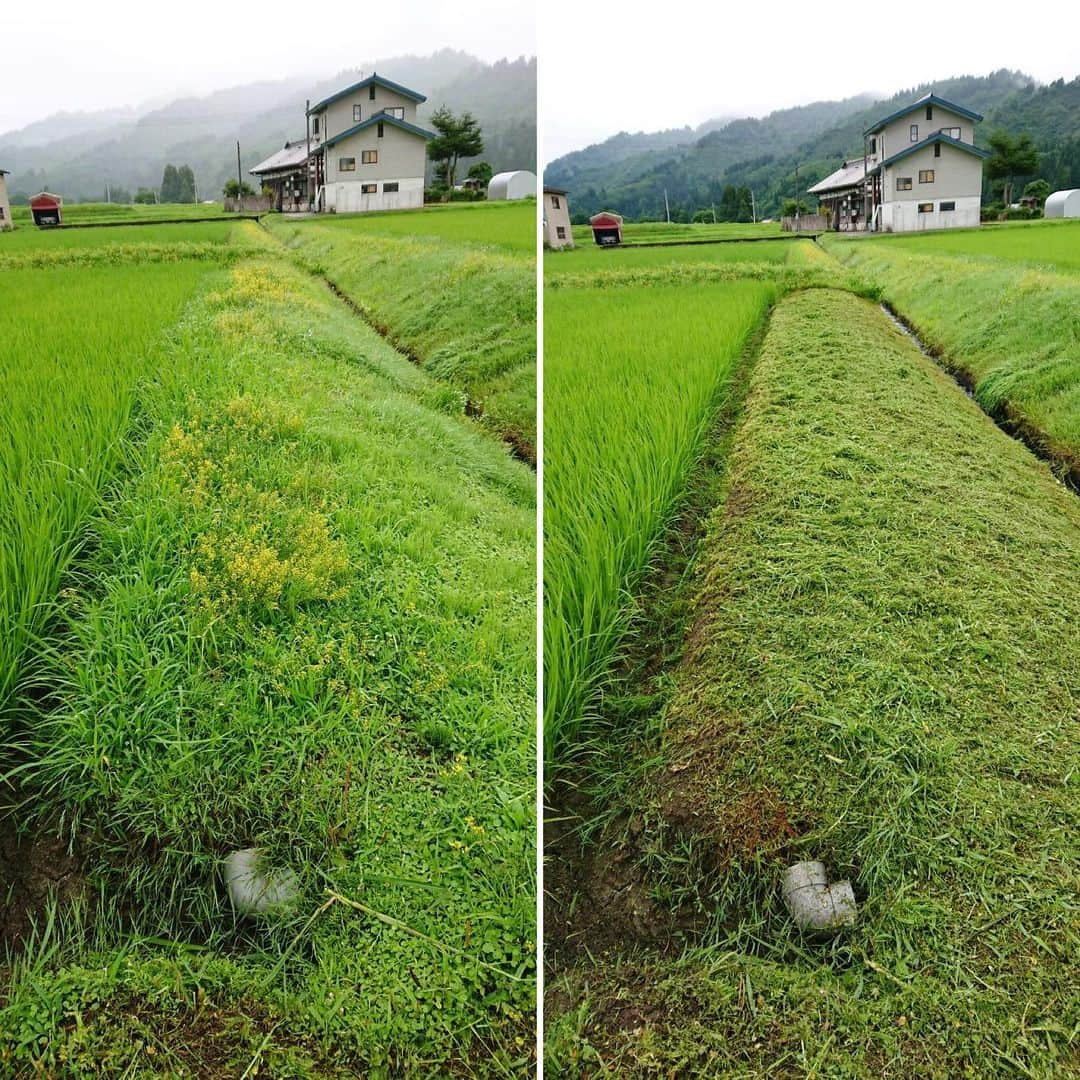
[306,99,312,211]
[236,141,243,212]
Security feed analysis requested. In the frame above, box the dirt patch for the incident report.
[0,811,87,947]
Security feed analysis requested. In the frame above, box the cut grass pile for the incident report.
[1,252,536,1074]
[837,217,1080,273]
[0,261,214,708]
[543,280,777,763]
[549,290,1080,1076]
[270,204,536,458]
[544,238,796,276]
[828,235,1080,482]
[313,199,535,254]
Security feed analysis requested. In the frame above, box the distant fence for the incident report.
[224,196,272,213]
[781,214,829,232]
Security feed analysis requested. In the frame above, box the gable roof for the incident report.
[865,93,983,136]
[876,130,991,170]
[250,140,310,175]
[320,111,435,149]
[309,73,426,114]
[808,158,866,195]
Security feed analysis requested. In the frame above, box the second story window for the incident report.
[353,105,362,123]
[869,137,876,155]
[362,150,377,164]
[339,157,356,171]
[369,84,376,101]
[377,123,384,138]
[910,123,919,142]
[386,107,405,120]
[313,116,320,135]
[940,126,961,140]
[552,195,560,208]
[896,177,913,191]
[919,170,935,183]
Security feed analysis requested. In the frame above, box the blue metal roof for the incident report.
[309,73,427,114]
[876,131,991,171]
[321,111,436,149]
[864,93,983,136]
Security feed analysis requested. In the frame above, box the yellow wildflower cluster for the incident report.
[223,394,302,440]
[440,752,469,780]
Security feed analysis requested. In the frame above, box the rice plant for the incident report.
[543,279,776,763]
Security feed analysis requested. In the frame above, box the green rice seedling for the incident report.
[548,289,1080,1077]
[544,239,794,276]
[828,236,1080,480]
[269,205,536,457]
[569,221,783,246]
[544,280,777,763]
[0,262,213,708]
[0,220,238,251]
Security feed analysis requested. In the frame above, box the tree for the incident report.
[781,198,808,218]
[427,108,484,189]
[160,164,180,202]
[134,188,157,204]
[177,165,197,203]
[1023,178,1051,206]
[223,178,255,198]
[467,161,493,186]
[986,131,1039,207]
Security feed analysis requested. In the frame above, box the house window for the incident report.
[941,126,960,140]
[556,225,567,239]
[362,150,377,164]
[940,201,956,211]
[918,202,934,213]
[383,182,399,193]
[377,123,384,138]
[869,137,877,155]
[385,107,404,120]
[353,105,362,122]
[313,116,320,135]
[910,123,919,142]
[339,157,356,171]
[926,104,933,121]
[934,143,941,158]
[361,183,377,194]
[919,170,935,183]
[896,177,913,191]
[369,84,376,101]
[552,195,560,208]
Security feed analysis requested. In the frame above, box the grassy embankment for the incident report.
[1,222,535,1074]
[827,221,1080,484]
[269,201,537,460]
[569,221,784,246]
[9,202,237,227]
[546,289,1080,1077]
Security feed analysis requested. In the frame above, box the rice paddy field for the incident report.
[544,231,1080,1076]
[0,212,536,1075]
[268,203,536,460]
[0,220,241,252]
[9,202,237,226]
[827,219,1080,484]
[568,221,783,246]
[544,237,796,276]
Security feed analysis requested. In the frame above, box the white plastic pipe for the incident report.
[782,860,857,933]
[223,848,300,916]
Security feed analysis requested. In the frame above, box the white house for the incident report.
[543,186,572,248]
[488,170,536,201]
[0,169,12,231]
[1045,189,1080,219]
[307,73,435,213]
[809,93,990,232]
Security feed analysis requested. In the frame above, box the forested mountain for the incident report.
[1,51,536,202]
[547,70,1079,222]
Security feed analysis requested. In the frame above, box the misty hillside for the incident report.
[0,50,536,201]
[546,70,1079,221]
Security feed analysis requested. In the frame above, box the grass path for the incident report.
[547,289,1080,1077]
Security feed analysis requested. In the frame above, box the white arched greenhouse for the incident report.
[1044,189,1080,219]
[487,170,537,201]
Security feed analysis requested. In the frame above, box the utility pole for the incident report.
[711,203,717,224]
[750,189,756,224]
[794,163,800,232]
[236,141,243,211]
[306,99,313,211]
[664,187,671,223]
[105,181,110,204]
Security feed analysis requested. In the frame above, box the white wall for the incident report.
[0,174,11,231]
[544,191,572,247]
[325,176,424,213]
[880,195,980,232]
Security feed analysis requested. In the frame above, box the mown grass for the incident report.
[543,280,778,764]
[1,250,536,1074]
[315,198,535,254]
[836,217,1080,272]
[544,238,797,276]
[548,289,1080,1077]
[569,221,783,246]
[0,220,239,251]
[0,262,214,709]
[828,236,1080,482]
[269,204,536,459]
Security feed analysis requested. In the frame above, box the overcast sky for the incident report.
[1,0,536,136]
[540,1,1080,165]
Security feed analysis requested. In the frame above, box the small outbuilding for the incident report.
[488,170,537,201]
[1044,189,1080,219]
[543,186,573,249]
[590,211,623,246]
[250,140,311,212]
[29,191,63,227]
[0,169,11,231]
